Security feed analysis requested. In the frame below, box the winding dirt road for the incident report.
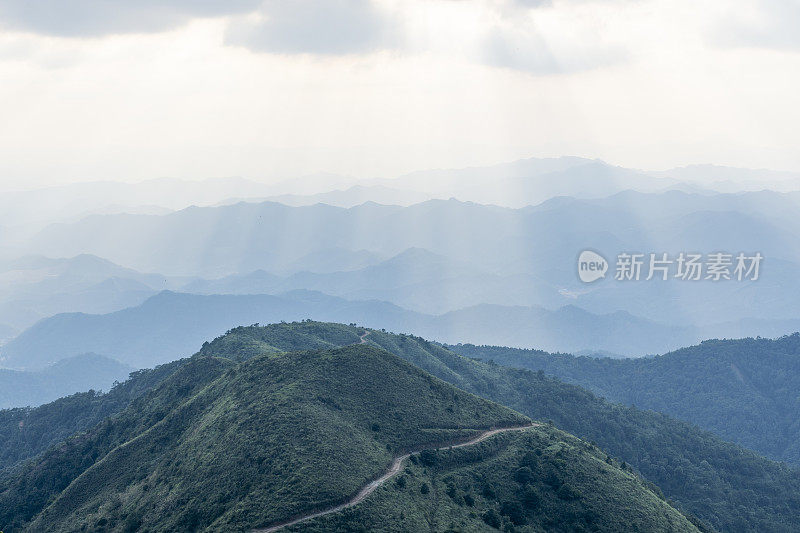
[358,330,371,344]
[254,423,534,532]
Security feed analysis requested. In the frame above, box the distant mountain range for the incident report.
[0,323,16,344]
[20,188,800,328]
[0,254,186,330]
[5,289,800,374]
[3,155,798,242]
[3,157,800,352]
[0,290,691,370]
[252,184,431,208]
[0,353,132,409]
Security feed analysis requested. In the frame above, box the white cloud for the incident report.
[713,0,800,51]
[0,0,799,189]
[478,1,630,74]
[0,0,261,37]
[226,0,395,55]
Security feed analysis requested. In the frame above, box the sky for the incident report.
[0,0,798,189]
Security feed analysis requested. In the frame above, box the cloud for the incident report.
[713,0,800,51]
[481,29,626,74]
[0,1,261,37]
[225,0,394,55]
[0,0,627,73]
[482,27,561,73]
[479,2,629,75]
[512,0,554,6]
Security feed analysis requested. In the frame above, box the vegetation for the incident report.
[290,426,700,532]
[4,321,800,531]
[450,335,800,465]
[0,358,186,473]
[0,344,527,532]
[200,322,800,532]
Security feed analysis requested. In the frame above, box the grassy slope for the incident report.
[291,426,699,533]
[1,344,528,532]
[198,322,800,532]
[5,321,799,531]
[0,358,186,474]
[0,356,231,530]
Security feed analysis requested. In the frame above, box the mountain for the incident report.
[451,335,800,466]
[0,322,16,343]
[451,161,688,208]
[368,157,683,201]
[367,156,597,193]
[0,177,285,239]
[183,248,535,315]
[0,353,132,409]
[0,290,712,370]
[11,289,800,371]
[0,291,418,369]
[200,323,800,532]
[654,165,800,192]
[289,425,699,533]
[4,321,800,531]
[0,359,186,473]
[5,158,787,244]
[25,191,800,330]
[280,247,386,274]
[0,254,186,331]
[0,340,699,533]
[259,184,432,208]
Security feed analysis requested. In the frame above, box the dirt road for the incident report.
[253,423,534,532]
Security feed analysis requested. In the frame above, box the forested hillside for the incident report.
[289,425,700,533]
[0,359,185,473]
[198,322,800,532]
[5,321,800,531]
[451,336,800,465]
[0,341,697,533]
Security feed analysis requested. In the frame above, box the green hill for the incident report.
[289,425,699,533]
[450,336,800,466]
[197,322,800,532]
[0,341,699,533]
[5,321,800,531]
[1,344,516,531]
[0,358,185,473]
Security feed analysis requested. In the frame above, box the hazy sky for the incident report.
[0,0,798,188]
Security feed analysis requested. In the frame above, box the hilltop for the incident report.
[198,322,800,532]
[0,339,698,532]
[4,322,800,531]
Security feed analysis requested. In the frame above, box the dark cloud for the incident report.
[0,0,261,37]
[225,0,393,55]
